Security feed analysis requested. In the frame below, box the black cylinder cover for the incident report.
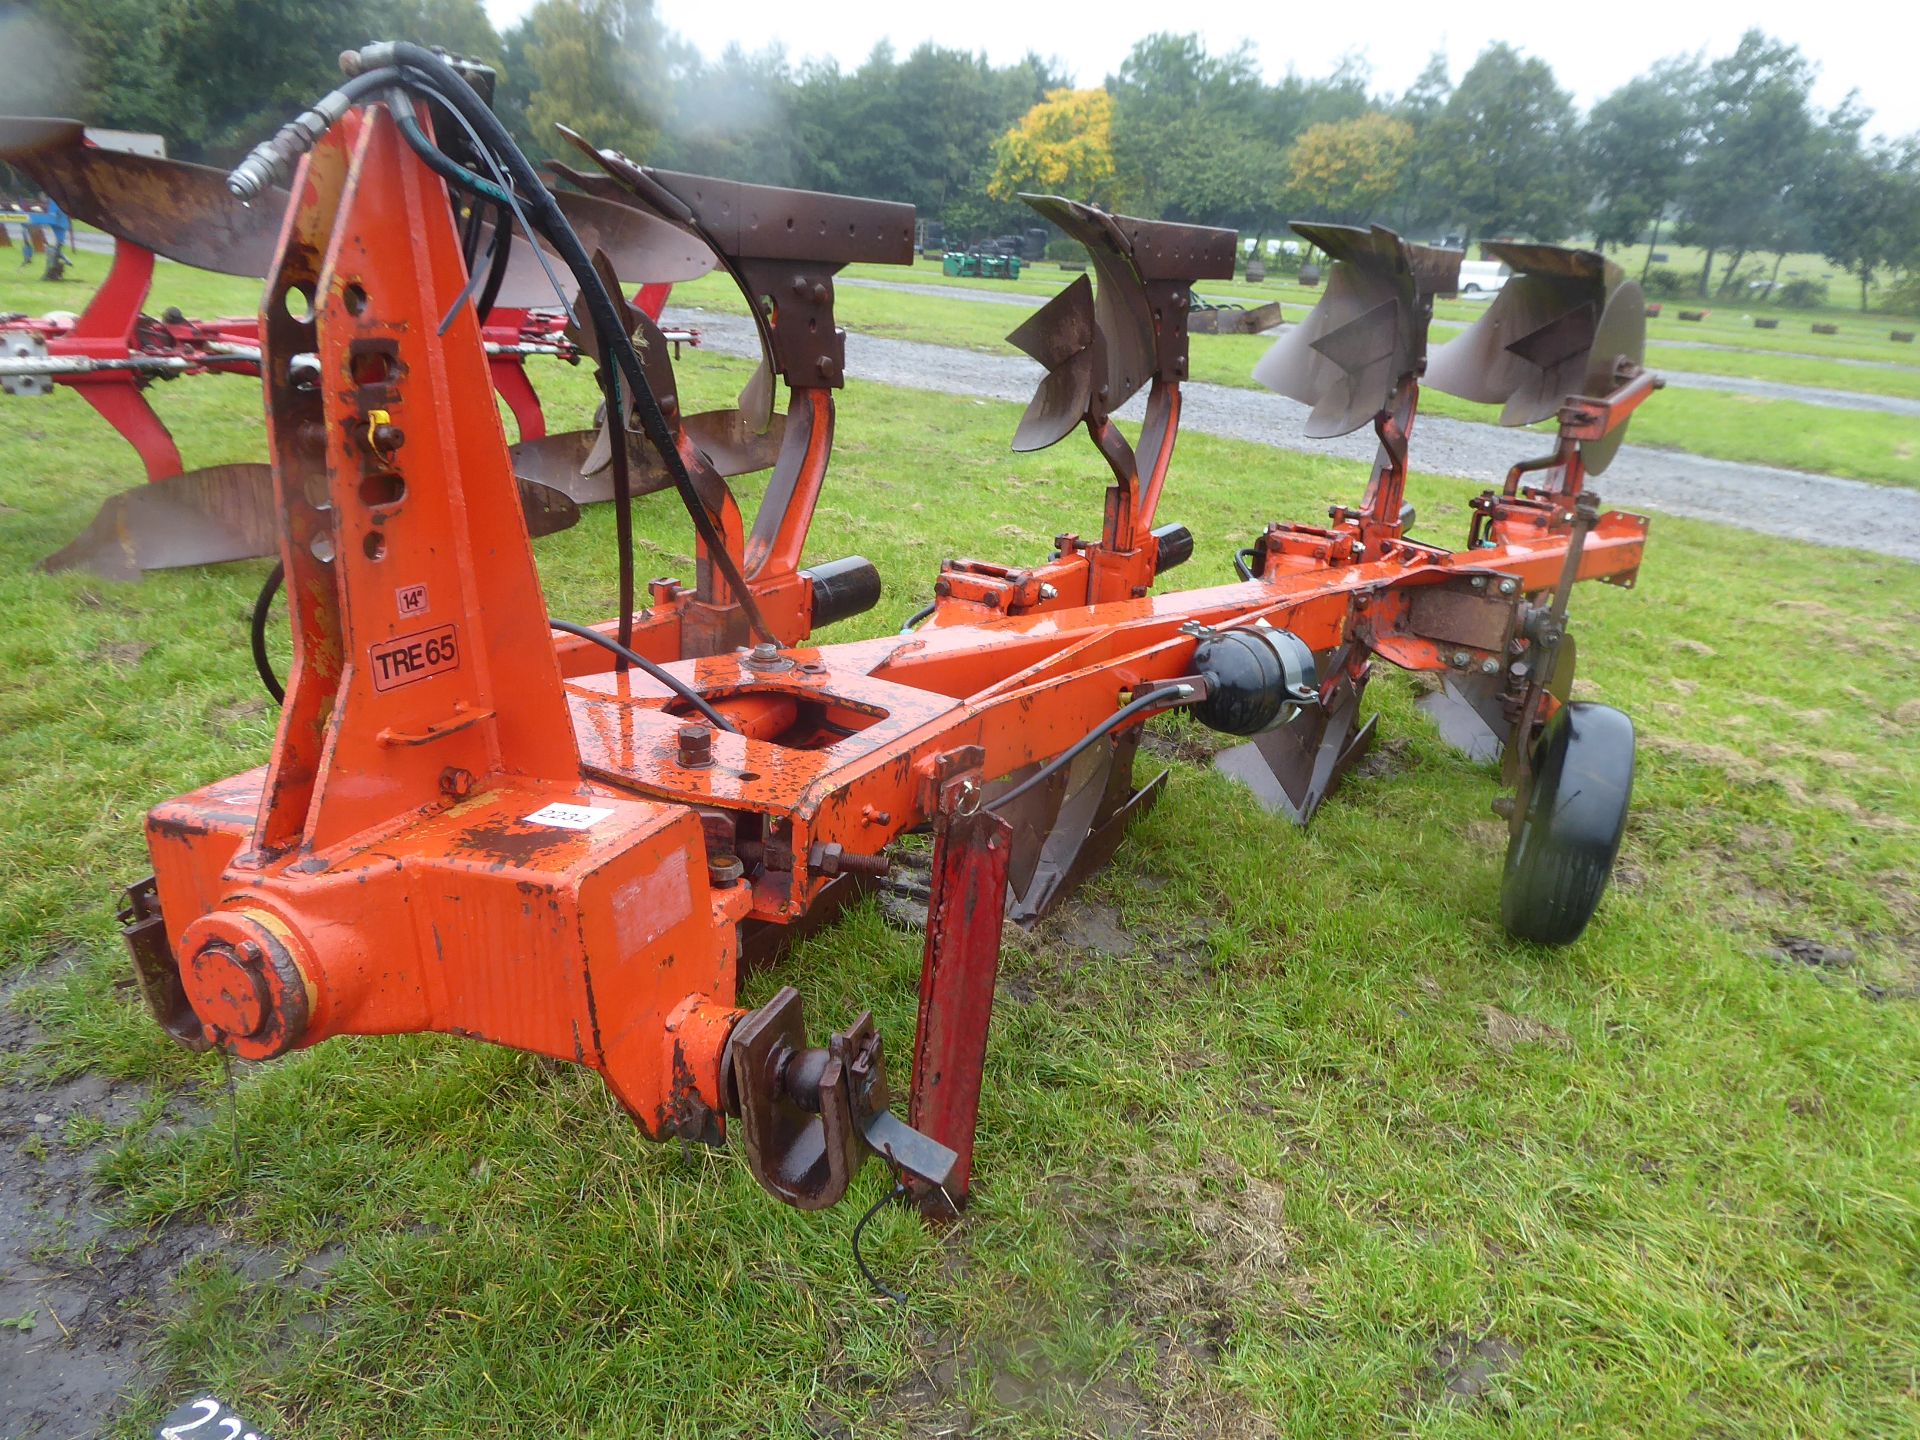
[801,555,882,629]
[1191,625,1318,736]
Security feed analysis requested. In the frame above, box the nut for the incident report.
[677,724,713,768]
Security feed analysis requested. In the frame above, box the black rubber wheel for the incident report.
[1500,702,1635,945]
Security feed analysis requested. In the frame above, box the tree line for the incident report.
[10,1,1918,307]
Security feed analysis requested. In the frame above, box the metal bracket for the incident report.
[725,986,956,1212]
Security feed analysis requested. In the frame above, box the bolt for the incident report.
[1498,577,1518,596]
[1038,583,1058,601]
[744,639,792,672]
[1510,661,1531,679]
[1451,650,1471,669]
[809,842,891,878]
[439,767,475,800]
[677,724,713,768]
[1480,658,1500,675]
[371,422,405,452]
[1470,575,1487,590]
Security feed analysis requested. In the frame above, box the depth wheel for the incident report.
[1500,702,1635,945]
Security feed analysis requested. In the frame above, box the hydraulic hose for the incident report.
[985,684,1198,815]
[349,42,773,646]
[548,619,736,732]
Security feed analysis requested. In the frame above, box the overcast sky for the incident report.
[481,0,1916,138]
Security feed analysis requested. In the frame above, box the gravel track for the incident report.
[669,305,1920,563]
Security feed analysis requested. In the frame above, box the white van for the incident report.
[1457,259,1511,297]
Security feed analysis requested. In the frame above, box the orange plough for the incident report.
[125,48,1654,1232]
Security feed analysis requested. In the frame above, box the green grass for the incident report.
[4,271,1920,1438]
[1639,345,1920,402]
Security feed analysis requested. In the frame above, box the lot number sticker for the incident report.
[524,803,615,830]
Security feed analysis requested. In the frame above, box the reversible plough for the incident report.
[0,104,751,579]
[119,48,1654,1230]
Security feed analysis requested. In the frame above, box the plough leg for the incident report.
[908,786,1013,1217]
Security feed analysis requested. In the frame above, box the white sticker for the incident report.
[396,582,430,616]
[523,803,615,831]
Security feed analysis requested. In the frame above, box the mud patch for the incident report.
[1641,737,1917,835]
[839,1322,1167,1440]
[1769,934,1856,971]
[1480,1005,1571,1053]
[208,698,269,736]
[92,639,152,668]
[1346,734,1410,782]
[1046,901,1134,960]
[1082,1149,1307,1361]
[1142,723,1229,767]
[1405,1331,1523,1409]
[0,964,302,1439]
[848,1151,1297,1437]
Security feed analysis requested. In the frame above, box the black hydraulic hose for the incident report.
[473,198,512,323]
[251,562,725,733]
[251,561,286,703]
[384,88,633,639]
[985,685,1198,815]
[547,619,736,733]
[226,66,409,200]
[361,43,772,646]
[899,602,936,634]
[459,196,483,269]
[603,353,637,660]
